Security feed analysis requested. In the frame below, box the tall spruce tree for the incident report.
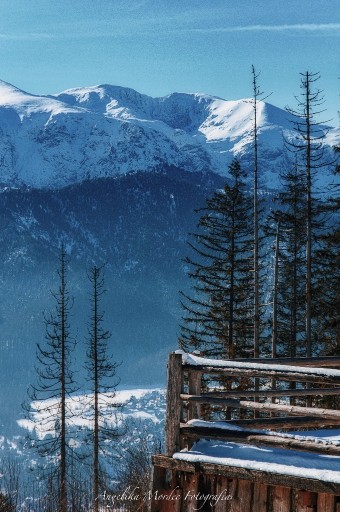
[179,158,253,359]
[85,265,120,512]
[26,245,76,512]
[270,163,307,358]
[315,144,340,355]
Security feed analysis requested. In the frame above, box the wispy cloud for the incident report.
[2,22,339,43]
[0,32,53,41]
[189,23,340,34]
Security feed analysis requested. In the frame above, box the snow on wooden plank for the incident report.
[181,394,340,420]
[185,420,340,446]
[177,351,340,378]
[173,438,340,485]
[152,454,340,495]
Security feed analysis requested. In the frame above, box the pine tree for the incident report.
[26,245,76,512]
[270,163,307,358]
[315,144,340,355]
[85,265,120,512]
[179,158,253,359]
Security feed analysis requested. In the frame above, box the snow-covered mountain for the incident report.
[0,80,337,189]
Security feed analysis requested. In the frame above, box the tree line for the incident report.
[179,69,339,365]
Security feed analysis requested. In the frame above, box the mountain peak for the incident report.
[0,79,35,105]
[55,84,152,115]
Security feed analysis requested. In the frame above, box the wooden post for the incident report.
[253,483,269,512]
[295,490,316,511]
[317,493,335,512]
[232,479,253,512]
[182,473,199,512]
[214,476,230,512]
[272,486,291,512]
[150,465,166,512]
[188,370,202,421]
[165,352,183,456]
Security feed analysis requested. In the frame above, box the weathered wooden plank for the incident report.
[231,479,252,512]
[200,462,340,496]
[272,486,291,512]
[181,395,340,420]
[214,476,231,512]
[232,416,340,430]
[317,492,335,512]
[153,488,182,512]
[233,356,340,367]
[295,489,317,511]
[227,479,238,512]
[150,465,166,512]
[253,483,269,512]
[152,456,340,495]
[182,364,340,385]
[152,455,196,473]
[165,353,183,455]
[182,472,199,512]
[181,415,340,434]
[182,388,340,398]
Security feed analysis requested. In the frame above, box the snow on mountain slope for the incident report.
[0,80,79,117]
[0,80,336,189]
[17,388,165,440]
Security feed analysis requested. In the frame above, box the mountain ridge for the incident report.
[0,79,336,190]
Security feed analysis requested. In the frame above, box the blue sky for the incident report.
[0,0,339,121]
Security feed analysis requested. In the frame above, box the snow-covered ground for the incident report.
[17,388,165,440]
[0,388,166,475]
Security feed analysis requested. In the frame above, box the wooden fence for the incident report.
[151,352,340,512]
[165,352,340,455]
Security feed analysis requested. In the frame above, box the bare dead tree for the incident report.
[286,71,331,356]
[25,244,76,512]
[85,265,120,512]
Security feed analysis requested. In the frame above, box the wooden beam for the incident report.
[182,364,340,385]
[165,353,183,456]
[181,415,340,432]
[152,455,340,495]
[232,356,340,367]
[181,388,340,399]
[180,394,340,420]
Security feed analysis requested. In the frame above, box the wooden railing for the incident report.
[165,352,340,457]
